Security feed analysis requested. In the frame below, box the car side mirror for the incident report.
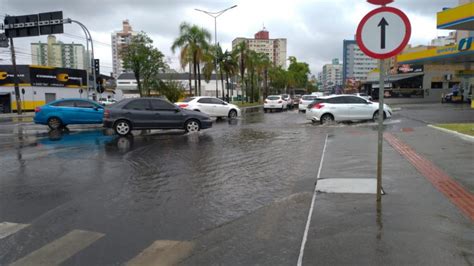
[174,108,181,113]
[367,101,372,104]
[223,102,228,105]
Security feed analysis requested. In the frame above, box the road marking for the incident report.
[10,229,104,266]
[0,222,30,239]
[297,134,328,266]
[316,178,377,194]
[127,240,194,266]
[384,132,474,221]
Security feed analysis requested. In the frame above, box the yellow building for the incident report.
[397,0,473,105]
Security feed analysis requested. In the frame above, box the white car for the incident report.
[98,98,117,106]
[175,96,241,119]
[264,95,288,112]
[354,93,372,101]
[281,94,294,109]
[298,95,319,112]
[305,95,392,124]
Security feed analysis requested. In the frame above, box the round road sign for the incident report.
[356,6,411,59]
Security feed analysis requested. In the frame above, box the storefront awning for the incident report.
[364,72,423,84]
[437,2,474,30]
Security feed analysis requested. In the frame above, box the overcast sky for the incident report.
[1,0,458,76]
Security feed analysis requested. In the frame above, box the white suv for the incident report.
[306,95,392,124]
[175,96,241,119]
[264,95,288,112]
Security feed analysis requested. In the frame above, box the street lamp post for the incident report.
[195,5,237,99]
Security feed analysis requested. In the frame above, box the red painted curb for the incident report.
[384,132,474,221]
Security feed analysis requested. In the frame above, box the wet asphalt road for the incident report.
[0,109,329,265]
[0,104,472,265]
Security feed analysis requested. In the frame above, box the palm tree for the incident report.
[235,41,248,103]
[171,22,211,96]
[255,53,272,100]
[222,50,238,101]
[202,44,226,99]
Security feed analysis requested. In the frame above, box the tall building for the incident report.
[321,58,343,92]
[431,31,457,46]
[31,35,86,70]
[111,20,137,77]
[232,28,287,68]
[342,40,378,84]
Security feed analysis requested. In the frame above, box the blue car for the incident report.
[34,98,104,129]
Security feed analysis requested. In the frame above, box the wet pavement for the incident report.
[0,105,472,265]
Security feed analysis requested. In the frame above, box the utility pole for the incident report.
[9,38,22,115]
[376,59,385,202]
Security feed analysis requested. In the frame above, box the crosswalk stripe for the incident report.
[0,222,30,239]
[10,229,104,266]
[127,240,194,266]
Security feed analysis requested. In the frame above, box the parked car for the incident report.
[298,95,319,112]
[174,96,240,119]
[281,94,294,109]
[103,98,213,136]
[264,95,288,112]
[353,93,372,101]
[34,98,104,129]
[99,98,117,106]
[305,95,392,124]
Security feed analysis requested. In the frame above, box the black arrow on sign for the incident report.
[378,17,389,49]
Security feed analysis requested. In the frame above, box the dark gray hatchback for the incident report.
[103,98,212,136]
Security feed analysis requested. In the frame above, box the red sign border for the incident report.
[356,6,411,59]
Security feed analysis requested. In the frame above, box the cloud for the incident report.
[1,0,459,75]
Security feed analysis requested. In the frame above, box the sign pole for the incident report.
[9,38,22,115]
[377,59,385,202]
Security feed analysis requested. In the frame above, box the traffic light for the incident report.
[93,59,100,76]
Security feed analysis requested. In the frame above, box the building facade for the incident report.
[431,31,457,46]
[321,59,343,93]
[111,20,137,77]
[232,28,287,68]
[31,35,86,70]
[342,40,378,84]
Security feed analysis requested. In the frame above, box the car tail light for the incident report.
[178,104,188,108]
[35,107,41,113]
[278,100,282,103]
[312,103,325,109]
[103,109,110,119]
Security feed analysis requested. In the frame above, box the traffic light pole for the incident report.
[9,38,22,115]
[68,19,96,100]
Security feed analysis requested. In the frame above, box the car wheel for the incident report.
[264,108,268,113]
[372,111,387,121]
[320,114,334,125]
[185,119,200,133]
[47,117,63,130]
[228,109,238,119]
[114,120,132,136]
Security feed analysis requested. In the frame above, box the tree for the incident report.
[235,41,248,103]
[122,32,167,97]
[287,56,311,91]
[156,79,186,103]
[255,53,272,100]
[222,50,238,101]
[171,22,211,96]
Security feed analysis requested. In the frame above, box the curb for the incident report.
[240,105,263,114]
[427,124,474,143]
[0,113,34,119]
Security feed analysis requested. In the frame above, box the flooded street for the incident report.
[0,110,328,265]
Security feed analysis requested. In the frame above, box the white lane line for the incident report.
[297,134,328,266]
[10,229,104,266]
[127,240,194,266]
[0,222,30,239]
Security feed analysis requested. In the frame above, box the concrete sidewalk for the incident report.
[302,130,473,265]
[0,112,34,119]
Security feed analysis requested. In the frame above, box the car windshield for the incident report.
[267,96,280,100]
